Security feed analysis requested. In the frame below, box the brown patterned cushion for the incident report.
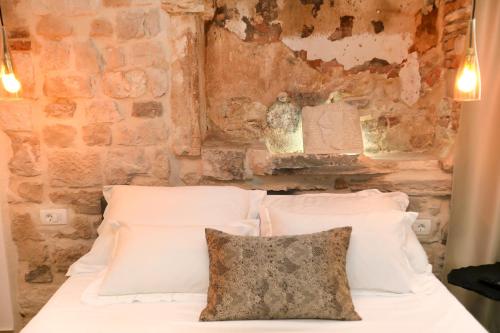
[199,227,361,321]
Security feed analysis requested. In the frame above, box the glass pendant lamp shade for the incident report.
[454,19,481,101]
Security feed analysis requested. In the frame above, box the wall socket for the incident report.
[412,219,432,235]
[40,209,67,225]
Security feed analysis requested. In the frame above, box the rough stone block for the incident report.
[302,102,363,154]
[201,146,246,180]
[52,242,92,272]
[25,265,53,284]
[444,7,471,24]
[178,158,202,185]
[90,18,113,37]
[116,9,145,39]
[36,15,73,40]
[246,147,272,175]
[209,97,267,141]
[144,8,161,37]
[0,102,32,131]
[444,21,469,34]
[44,73,94,98]
[103,47,126,70]
[42,124,77,148]
[16,241,49,265]
[102,70,146,98]
[11,212,43,242]
[114,120,167,146]
[104,148,151,184]
[349,160,453,196]
[74,41,102,74]
[151,148,170,181]
[40,41,70,71]
[8,27,30,39]
[32,0,98,16]
[17,182,43,203]
[146,67,168,97]
[49,190,102,214]
[82,123,112,146]
[44,99,76,118]
[48,151,102,187]
[132,101,163,118]
[128,40,166,67]
[7,132,41,177]
[85,100,123,123]
[9,40,31,51]
[423,242,446,277]
[55,214,99,240]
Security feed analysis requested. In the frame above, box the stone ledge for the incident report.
[201,141,452,196]
[349,170,452,196]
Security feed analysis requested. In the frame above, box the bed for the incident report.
[22,272,486,333]
[20,186,488,332]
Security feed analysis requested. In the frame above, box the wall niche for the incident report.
[199,0,460,182]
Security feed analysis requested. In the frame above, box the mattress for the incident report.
[22,273,486,333]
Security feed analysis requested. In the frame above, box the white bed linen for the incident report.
[22,273,486,333]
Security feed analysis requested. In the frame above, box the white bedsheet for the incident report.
[22,274,486,333]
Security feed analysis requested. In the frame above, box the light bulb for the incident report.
[454,17,481,102]
[0,65,21,94]
[456,63,477,93]
[1,72,21,94]
[454,50,481,101]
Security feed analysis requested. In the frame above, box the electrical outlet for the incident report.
[40,209,67,225]
[412,219,432,235]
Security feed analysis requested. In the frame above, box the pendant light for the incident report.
[454,0,480,101]
[0,4,21,94]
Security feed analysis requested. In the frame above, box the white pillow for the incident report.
[99,220,259,296]
[260,190,430,274]
[266,209,417,293]
[259,190,409,236]
[67,185,266,276]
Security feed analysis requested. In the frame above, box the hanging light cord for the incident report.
[0,4,9,63]
[0,4,4,27]
[469,0,476,47]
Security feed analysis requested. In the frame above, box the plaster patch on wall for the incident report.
[221,0,260,39]
[224,19,247,40]
[399,52,421,106]
[281,33,413,70]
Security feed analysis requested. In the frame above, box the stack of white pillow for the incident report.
[68,185,431,299]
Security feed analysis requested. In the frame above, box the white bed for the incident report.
[22,272,486,333]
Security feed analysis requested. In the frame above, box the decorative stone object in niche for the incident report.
[302,102,363,154]
[265,92,304,154]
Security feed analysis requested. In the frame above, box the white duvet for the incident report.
[21,273,486,333]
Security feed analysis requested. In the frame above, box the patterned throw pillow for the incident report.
[200,227,361,321]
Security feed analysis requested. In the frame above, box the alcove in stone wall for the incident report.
[185,0,471,283]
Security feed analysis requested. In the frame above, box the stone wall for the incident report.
[0,0,471,329]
